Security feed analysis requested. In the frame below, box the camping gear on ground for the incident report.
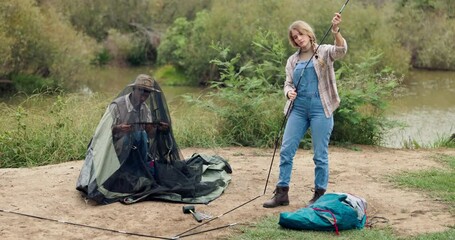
[76,76,232,204]
[183,205,203,222]
[279,193,367,235]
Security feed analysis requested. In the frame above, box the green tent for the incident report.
[76,75,232,204]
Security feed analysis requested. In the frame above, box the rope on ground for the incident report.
[0,208,174,240]
[173,194,263,238]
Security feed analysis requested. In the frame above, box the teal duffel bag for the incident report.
[279,193,367,235]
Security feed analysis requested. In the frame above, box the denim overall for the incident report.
[277,59,334,190]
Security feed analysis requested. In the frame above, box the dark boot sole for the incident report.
[263,202,289,208]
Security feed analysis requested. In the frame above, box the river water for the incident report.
[383,70,455,148]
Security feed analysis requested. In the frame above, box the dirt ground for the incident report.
[1,146,454,240]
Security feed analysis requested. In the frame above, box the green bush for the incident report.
[157,18,190,67]
[184,30,401,147]
[157,11,219,85]
[48,0,154,42]
[12,74,58,94]
[39,0,213,68]
[392,0,455,70]
[157,0,421,85]
[46,0,210,42]
[126,38,154,66]
[332,52,402,145]
[102,29,155,67]
[91,48,112,66]
[0,0,97,90]
[184,32,285,147]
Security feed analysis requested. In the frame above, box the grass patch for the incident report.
[172,105,227,148]
[0,92,107,167]
[392,154,455,207]
[409,230,455,240]
[228,211,455,240]
[228,215,398,240]
[401,134,455,149]
[431,134,455,148]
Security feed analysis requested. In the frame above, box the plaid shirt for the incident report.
[284,39,347,118]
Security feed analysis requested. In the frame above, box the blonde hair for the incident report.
[288,20,323,65]
[288,21,317,48]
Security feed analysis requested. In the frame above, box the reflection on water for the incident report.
[390,70,455,110]
[383,70,455,148]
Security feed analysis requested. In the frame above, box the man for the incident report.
[110,74,167,169]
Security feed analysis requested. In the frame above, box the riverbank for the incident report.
[1,146,454,239]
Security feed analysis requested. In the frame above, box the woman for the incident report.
[263,13,347,208]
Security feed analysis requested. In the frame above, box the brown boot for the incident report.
[263,186,289,208]
[306,188,326,206]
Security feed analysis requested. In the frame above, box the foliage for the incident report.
[45,0,154,42]
[1,0,454,91]
[183,31,285,147]
[91,48,112,66]
[11,74,58,94]
[403,134,455,149]
[41,0,212,67]
[157,0,298,84]
[158,11,221,85]
[44,0,211,42]
[332,51,402,145]
[0,92,106,168]
[172,106,224,147]
[101,28,156,67]
[0,0,97,92]
[103,29,134,66]
[393,0,455,70]
[157,18,191,68]
[126,36,154,66]
[157,0,422,85]
[154,64,188,86]
[341,2,411,74]
[182,28,402,147]
[392,154,455,209]
[0,17,12,74]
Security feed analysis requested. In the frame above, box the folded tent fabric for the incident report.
[279,193,367,233]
